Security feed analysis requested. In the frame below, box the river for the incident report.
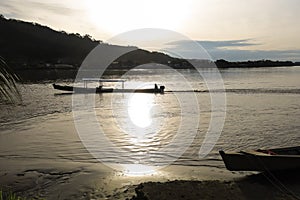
[0,66,299,172]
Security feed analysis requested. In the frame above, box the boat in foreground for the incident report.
[219,146,300,171]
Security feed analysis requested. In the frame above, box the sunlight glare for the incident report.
[85,0,191,35]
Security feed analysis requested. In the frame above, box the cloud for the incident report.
[208,49,300,61]
[29,1,78,15]
[168,39,258,50]
[200,39,259,49]
[0,0,80,19]
[0,0,93,38]
[164,39,300,61]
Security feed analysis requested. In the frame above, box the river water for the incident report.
[0,66,299,172]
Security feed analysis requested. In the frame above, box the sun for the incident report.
[85,0,190,36]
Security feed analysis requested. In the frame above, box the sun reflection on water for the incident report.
[107,87,167,172]
[128,93,153,128]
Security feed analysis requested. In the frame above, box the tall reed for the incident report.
[0,57,21,103]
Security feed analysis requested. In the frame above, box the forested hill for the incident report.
[0,15,297,72]
[0,15,184,70]
[0,15,101,67]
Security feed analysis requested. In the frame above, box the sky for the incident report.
[1,0,300,61]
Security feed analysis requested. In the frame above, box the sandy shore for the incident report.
[0,158,242,199]
[1,157,300,200]
[130,172,300,200]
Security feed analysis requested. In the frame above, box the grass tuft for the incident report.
[0,189,37,200]
[0,57,21,104]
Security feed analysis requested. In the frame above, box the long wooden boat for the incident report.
[53,84,165,94]
[219,146,300,171]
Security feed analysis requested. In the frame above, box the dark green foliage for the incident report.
[0,16,99,67]
[0,190,27,200]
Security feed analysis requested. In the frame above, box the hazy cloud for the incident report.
[164,40,300,61]
[208,49,300,61]
[28,1,78,15]
[0,0,94,38]
[0,0,81,19]
[168,39,258,50]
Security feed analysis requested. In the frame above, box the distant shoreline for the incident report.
[214,59,297,68]
[13,62,299,82]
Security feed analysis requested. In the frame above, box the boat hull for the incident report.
[219,146,300,171]
[53,84,164,94]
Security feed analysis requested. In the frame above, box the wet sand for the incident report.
[0,157,243,199]
[131,173,300,200]
[1,156,300,200]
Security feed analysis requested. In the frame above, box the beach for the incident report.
[1,156,300,199]
[131,175,300,200]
